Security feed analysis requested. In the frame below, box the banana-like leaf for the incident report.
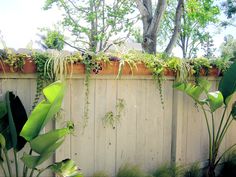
[0,102,7,119]
[49,159,83,177]
[0,134,6,163]
[0,134,6,149]
[20,81,66,141]
[6,92,27,151]
[219,61,236,104]
[22,126,72,169]
[30,128,71,154]
[207,91,224,112]
[174,79,211,104]
[21,152,53,169]
[231,102,236,119]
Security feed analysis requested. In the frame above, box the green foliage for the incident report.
[44,30,64,51]
[116,164,146,177]
[153,164,183,177]
[183,163,201,177]
[174,61,236,177]
[33,52,52,108]
[0,81,82,177]
[5,92,28,151]
[189,58,211,77]
[93,171,110,177]
[220,35,236,60]
[219,61,236,104]
[222,0,236,18]
[43,0,136,52]
[102,99,125,128]
[0,49,28,71]
[21,81,66,141]
[49,159,83,177]
[211,59,230,73]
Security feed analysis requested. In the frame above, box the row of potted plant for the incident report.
[0,50,231,77]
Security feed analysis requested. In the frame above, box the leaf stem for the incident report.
[23,148,33,177]
[0,162,7,177]
[201,105,212,161]
[4,149,12,177]
[14,149,18,177]
[215,108,227,143]
[29,169,35,177]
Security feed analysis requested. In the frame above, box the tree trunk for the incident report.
[142,33,157,54]
[136,0,167,54]
[165,0,184,55]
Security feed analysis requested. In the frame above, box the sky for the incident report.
[0,0,236,57]
[0,0,61,49]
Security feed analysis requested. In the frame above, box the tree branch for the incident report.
[165,0,184,54]
[147,0,167,34]
[135,0,149,17]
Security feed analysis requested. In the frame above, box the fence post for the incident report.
[171,89,186,164]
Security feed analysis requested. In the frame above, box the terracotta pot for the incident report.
[95,61,119,75]
[208,67,220,77]
[98,61,152,75]
[133,62,152,75]
[68,63,85,74]
[199,68,207,76]
[0,62,16,73]
[164,68,176,76]
[22,58,36,73]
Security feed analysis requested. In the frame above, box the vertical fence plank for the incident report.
[116,79,137,171]
[71,78,95,177]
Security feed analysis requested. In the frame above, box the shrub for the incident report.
[93,171,110,177]
[116,163,146,177]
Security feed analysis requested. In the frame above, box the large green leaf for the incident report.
[219,61,236,104]
[49,159,83,177]
[6,92,28,151]
[0,102,7,119]
[20,81,66,141]
[174,79,211,103]
[30,127,71,154]
[207,91,224,112]
[22,126,72,169]
[21,152,53,169]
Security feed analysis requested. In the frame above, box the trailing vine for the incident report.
[81,53,102,129]
[32,52,52,109]
[102,98,126,129]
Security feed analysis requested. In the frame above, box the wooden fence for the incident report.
[0,74,236,177]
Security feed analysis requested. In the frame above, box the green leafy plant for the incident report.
[102,99,125,128]
[183,163,201,177]
[33,52,52,108]
[93,171,109,177]
[174,61,236,177]
[0,81,82,177]
[116,163,146,177]
[44,30,64,51]
[210,59,230,74]
[189,58,211,77]
[153,164,183,177]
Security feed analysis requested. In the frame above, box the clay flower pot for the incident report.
[132,62,152,75]
[67,63,85,74]
[209,67,220,77]
[163,68,176,76]
[22,58,36,73]
[0,62,16,73]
